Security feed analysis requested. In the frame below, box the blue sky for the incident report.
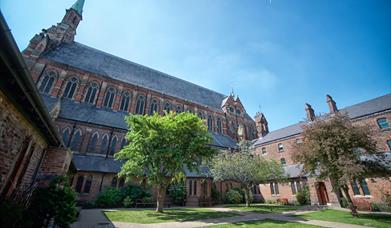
[2,0,390,130]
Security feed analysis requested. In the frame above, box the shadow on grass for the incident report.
[227,204,299,213]
[211,218,318,228]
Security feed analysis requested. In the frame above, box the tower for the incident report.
[254,112,269,137]
[23,0,85,60]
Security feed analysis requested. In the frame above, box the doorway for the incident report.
[316,182,330,205]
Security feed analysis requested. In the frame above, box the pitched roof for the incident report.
[254,93,391,146]
[72,154,124,173]
[42,95,237,149]
[43,42,226,111]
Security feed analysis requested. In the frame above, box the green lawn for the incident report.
[210,219,319,227]
[295,209,391,228]
[226,204,300,213]
[104,208,238,224]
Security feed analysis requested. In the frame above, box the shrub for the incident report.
[371,203,391,212]
[296,186,311,205]
[277,198,289,205]
[95,188,123,208]
[0,200,29,228]
[225,189,243,204]
[121,185,147,201]
[211,184,222,203]
[340,197,348,208]
[123,196,134,208]
[168,183,186,205]
[266,199,277,204]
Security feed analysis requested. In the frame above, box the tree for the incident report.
[210,140,285,207]
[292,113,377,216]
[115,112,215,212]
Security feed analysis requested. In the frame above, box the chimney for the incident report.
[254,112,269,137]
[326,94,338,113]
[305,103,315,121]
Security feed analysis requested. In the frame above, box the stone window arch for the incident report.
[120,138,127,149]
[135,95,146,115]
[62,127,71,145]
[63,76,79,99]
[120,91,131,111]
[149,99,158,115]
[207,115,213,131]
[38,70,57,94]
[84,82,99,104]
[217,118,222,133]
[83,175,93,193]
[101,134,109,154]
[103,87,116,108]
[70,129,82,151]
[75,176,84,193]
[175,105,183,113]
[109,136,118,155]
[198,111,204,119]
[87,132,99,153]
[164,102,172,113]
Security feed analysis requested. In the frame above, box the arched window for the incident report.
[188,180,193,195]
[75,176,84,193]
[120,138,127,149]
[236,109,241,115]
[62,128,71,145]
[111,177,118,187]
[149,99,158,115]
[103,87,116,108]
[135,95,145,114]
[38,71,56,94]
[110,136,117,155]
[176,105,183,113]
[217,118,222,133]
[120,91,131,111]
[280,158,286,166]
[207,115,213,131]
[198,111,204,119]
[118,178,125,188]
[101,134,109,154]
[63,77,78,99]
[83,176,93,193]
[87,132,99,153]
[377,118,389,129]
[164,102,172,113]
[84,82,98,104]
[70,130,82,151]
[193,180,197,196]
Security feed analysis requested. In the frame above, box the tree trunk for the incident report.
[342,185,358,217]
[244,187,251,207]
[156,185,166,213]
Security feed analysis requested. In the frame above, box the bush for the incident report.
[266,199,277,204]
[123,196,134,208]
[296,186,311,205]
[168,183,186,205]
[0,200,29,228]
[225,189,243,204]
[95,188,123,208]
[277,198,289,205]
[371,203,391,212]
[211,184,222,203]
[121,185,148,201]
[340,197,348,208]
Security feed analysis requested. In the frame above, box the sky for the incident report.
[2,0,390,131]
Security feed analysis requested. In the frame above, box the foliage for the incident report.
[292,113,377,215]
[168,183,187,205]
[340,197,348,208]
[296,186,311,205]
[266,199,277,204]
[123,196,134,208]
[371,203,391,212]
[277,198,289,205]
[0,200,28,228]
[28,176,77,228]
[211,184,222,202]
[95,188,123,208]
[121,185,149,201]
[115,112,216,212]
[210,140,285,207]
[225,189,243,204]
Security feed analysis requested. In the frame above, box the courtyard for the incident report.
[71,204,391,228]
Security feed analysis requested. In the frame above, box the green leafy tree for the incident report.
[292,113,377,216]
[115,112,215,212]
[210,141,285,207]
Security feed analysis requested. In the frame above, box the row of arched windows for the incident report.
[62,127,127,155]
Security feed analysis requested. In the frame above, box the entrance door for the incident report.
[317,182,330,205]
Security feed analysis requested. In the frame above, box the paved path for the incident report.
[71,207,371,228]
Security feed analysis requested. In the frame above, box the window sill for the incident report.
[353,195,372,198]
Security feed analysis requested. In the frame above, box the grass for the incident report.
[210,219,319,227]
[226,203,300,213]
[104,208,238,224]
[295,209,391,228]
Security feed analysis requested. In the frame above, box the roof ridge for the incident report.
[70,42,227,99]
[340,93,391,112]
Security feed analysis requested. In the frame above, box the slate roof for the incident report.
[254,93,391,146]
[43,95,238,149]
[43,42,228,111]
[73,154,124,173]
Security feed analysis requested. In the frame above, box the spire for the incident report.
[71,0,85,16]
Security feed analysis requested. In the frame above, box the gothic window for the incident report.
[111,177,118,187]
[70,130,82,151]
[87,132,99,153]
[236,109,241,115]
[120,91,131,111]
[118,178,125,188]
[270,182,279,195]
[84,82,99,104]
[193,180,197,196]
[62,128,71,145]
[83,175,92,193]
[217,118,222,133]
[72,16,78,25]
[207,115,213,131]
[103,87,116,108]
[360,178,370,195]
[135,95,146,115]
[280,158,286,166]
[351,180,361,195]
[164,102,172,113]
[101,134,109,154]
[229,106,234,113]
[120,138,127,149]
[176,105,183,113]
[149,99,158,115]
[38,71,56,94]
[188,180,193,195]
[197,111,204,119]
[109,136,117,155]
[75,176,84,193]
[291,181,301,195]
[63,77,78,99]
